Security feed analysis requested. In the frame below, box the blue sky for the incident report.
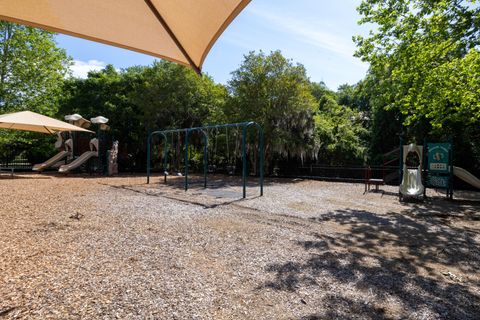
[56,0,370,91]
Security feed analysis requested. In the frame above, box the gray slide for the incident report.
[58,138,98,173]
[453,166,480,189]
[58,150,98,173]
[33,138,73,172]
[399,144,425,196]
[33,150,70,172]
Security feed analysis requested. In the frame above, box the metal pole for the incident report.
[146,131,152,184]
[163,133,168,184]
[184,130,190,191]
[203,130,208,188]
[259,126,264,196]
[449,137,454,200]
[423,138,427,199]
[398,137,403,201]
[242,126,247,198]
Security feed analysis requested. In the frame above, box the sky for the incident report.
[56,0,371,91]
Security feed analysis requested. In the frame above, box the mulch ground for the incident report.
[1,173,479,319]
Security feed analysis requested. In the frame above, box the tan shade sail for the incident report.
[0,0,250,73]
[0,111,94,134]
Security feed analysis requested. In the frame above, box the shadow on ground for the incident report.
[261,205,480,319]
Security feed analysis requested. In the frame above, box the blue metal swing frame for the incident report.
[146,121,264,198]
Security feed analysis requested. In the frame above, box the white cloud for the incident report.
[70,59,107,78]
[247,7,365,67]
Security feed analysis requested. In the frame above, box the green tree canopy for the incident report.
[311,82,368,165]
[131,60,227,131]
[0,21,70,115]
[227,50,317,165]
[354,0,480,130]
[59,61,227,167]
[0,22,70,163]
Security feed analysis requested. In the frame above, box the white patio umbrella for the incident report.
[0,0,251,73]
[0,111,93,134]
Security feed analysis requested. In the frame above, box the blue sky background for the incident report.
[56,0,370,91]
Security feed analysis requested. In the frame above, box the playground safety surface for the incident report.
[1,174,480,319]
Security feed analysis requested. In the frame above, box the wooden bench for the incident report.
[0,167,15,178]
[364,166,385,193]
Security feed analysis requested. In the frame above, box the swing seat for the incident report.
[164,170,169,176]
[176,172,183,176]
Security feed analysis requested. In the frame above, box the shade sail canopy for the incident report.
[0,111,94,134]
[0,0,250,73]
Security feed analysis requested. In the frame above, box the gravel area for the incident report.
[1,173,479,319]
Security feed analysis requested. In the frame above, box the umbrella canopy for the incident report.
[0,111,94,134]
[0,0,250,73]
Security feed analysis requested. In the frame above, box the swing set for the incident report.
[146,122,264,198]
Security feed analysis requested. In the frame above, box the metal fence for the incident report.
[279,164,399,185]
[0,157,32,170]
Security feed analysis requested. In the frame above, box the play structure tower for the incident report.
[91,116,110,175]
[59,115,109,174]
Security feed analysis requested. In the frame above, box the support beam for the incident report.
[143,0,201,75]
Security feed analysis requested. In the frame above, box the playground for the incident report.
[1,1,479,319]
[1,174,479,319]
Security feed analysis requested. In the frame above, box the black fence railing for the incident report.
[278,164,400,185]
[0,157,32,170]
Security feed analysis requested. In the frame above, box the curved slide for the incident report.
[400,167,424,196]
[58,151,98,173]
[33,151,70,172]
[453,166,480,189]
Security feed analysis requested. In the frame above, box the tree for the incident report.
[354,0,480,130]
[131,60,227,131]
[59,65,145,160]
[312,83,368,165]
[59,61,227,171]
[227,50,317,169]
[0,21,70,114]
[0,22,70,163]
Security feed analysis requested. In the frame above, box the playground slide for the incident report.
[453,166,480,189]
[33,151,70,172]
[58,151,98,173]
[399,167,425,196]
